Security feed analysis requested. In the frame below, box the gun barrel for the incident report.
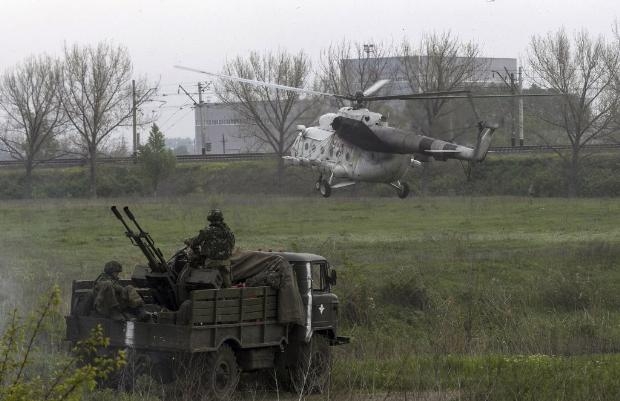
[122,206,168,272]
[111,206,123,219]
[111,206,133,233]
[123,206,145,232]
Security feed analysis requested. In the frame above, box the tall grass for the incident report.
[1,195,620,399]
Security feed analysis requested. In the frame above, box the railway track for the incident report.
[488,143,620,153]
[1,144,619,168]
[0,152,275,168]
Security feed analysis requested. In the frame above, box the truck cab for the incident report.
[278,252,344,344]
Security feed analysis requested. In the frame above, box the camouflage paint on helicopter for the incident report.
[284,105,497,198]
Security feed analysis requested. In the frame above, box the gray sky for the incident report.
[0,0,618,140]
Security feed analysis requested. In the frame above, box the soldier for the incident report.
[185,209,236,287]
[93,260,149,321]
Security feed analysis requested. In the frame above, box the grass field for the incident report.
[2,194,620,399]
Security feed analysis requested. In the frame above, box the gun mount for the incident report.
[111,206,179,310]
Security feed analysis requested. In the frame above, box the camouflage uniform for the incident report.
[93,260,146,321]
[185,209,235,287]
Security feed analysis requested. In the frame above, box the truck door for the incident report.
[310,261,338,332]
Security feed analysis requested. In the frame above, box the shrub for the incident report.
[0,286,125,401]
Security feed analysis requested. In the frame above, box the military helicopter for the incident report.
[176,66,499,198]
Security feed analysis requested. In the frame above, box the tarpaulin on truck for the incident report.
[230,251,305,326]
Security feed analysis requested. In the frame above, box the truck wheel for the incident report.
[202,345,240,401]
[285,334,332,395]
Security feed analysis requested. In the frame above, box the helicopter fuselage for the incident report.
[283,106,497,198]
[286,111,411,184]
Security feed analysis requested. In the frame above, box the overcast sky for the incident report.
[0,0,618,141]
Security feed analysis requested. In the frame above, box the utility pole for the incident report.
[493,67,520,147]
[132,79,137,160]
[178,83,204,154]
[518,66,524,146]
[197,82,206,155]
[222,134,226,154]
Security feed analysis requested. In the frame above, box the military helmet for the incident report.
[207,209,224,223]
[104,260,123,274]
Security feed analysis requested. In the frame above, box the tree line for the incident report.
[217,28,620,196]
[0,42,160,197]
[2,26,620,197]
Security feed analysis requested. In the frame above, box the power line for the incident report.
[160,107,194,132]
[159,103,192,128]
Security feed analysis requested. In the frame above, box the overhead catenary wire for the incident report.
[160,107,194,132]
[158,102,192,127]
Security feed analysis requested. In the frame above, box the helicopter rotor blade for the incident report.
[363,79,391,97]
[364,90,471,101]
[364,91,558,101]
[174,65,346,99]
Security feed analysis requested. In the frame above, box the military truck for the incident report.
[65,207,348,400]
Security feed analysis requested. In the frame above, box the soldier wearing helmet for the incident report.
[92,260,149,321]
[184,209,236,287]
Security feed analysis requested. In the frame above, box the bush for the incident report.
[0,286,125,401]
[377,272,431,311]
[1,152,620,199]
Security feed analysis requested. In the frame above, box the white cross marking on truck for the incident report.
[318,304,325,315]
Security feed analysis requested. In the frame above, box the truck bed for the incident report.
[65,281,287,353]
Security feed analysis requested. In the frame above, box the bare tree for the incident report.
[215,50,318,178]
[400,31,483,139]
[612,21,620,138]
[528,29,620,197]
[319,39,397,106]
[0,55,66,197]
[61,42,154,196]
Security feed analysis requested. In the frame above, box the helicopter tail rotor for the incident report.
[472,121,499,162]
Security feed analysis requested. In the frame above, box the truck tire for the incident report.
[280,334,332,395]
[201,345,240,401]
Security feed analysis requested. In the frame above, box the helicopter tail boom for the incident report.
[429,121,498,162]
[366,121,498,162]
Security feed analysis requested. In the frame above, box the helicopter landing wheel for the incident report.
[315,174,323,191]
[319,180,332,198]
[397,182,410,199]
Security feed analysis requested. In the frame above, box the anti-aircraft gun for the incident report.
[66,207,349,399]
[111,206,179,310]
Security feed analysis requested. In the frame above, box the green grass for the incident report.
[2,195,620,399]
